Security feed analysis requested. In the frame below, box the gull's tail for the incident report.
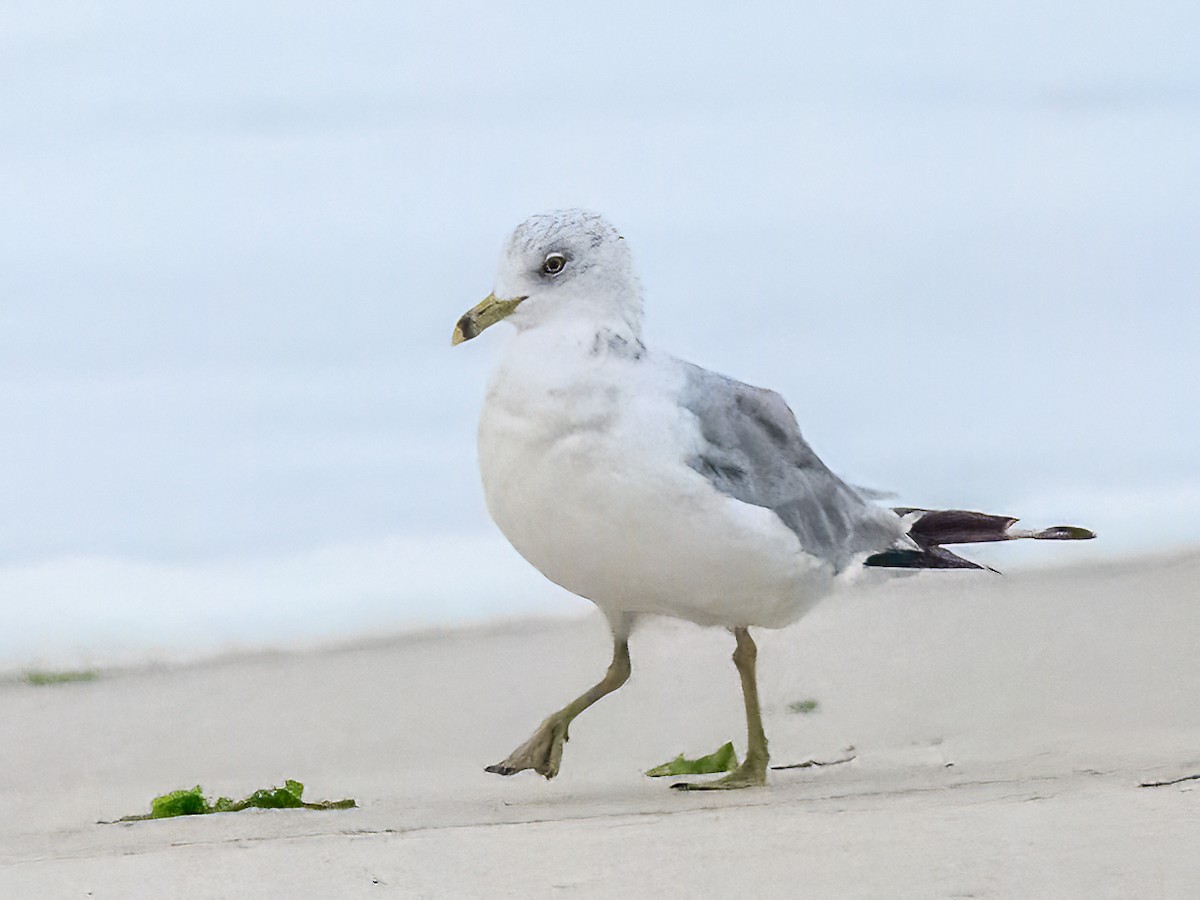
[864,508,1096,571]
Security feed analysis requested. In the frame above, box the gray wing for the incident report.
[677,362,905,569]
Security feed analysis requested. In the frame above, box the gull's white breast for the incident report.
[477,329,835,629]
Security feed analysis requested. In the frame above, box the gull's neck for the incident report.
[509,314,645,362]
[510,280,646,362]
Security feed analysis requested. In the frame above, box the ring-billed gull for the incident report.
[452,209,1094,790]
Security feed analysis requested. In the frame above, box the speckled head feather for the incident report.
[506,210,621,255]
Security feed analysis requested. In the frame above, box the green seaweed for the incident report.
[106,780,356,823]
[788,698,819,714]
[151,786,209,818]
[645,742,738,777]
[22,670,98,686]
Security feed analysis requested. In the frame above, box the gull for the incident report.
[452,209,1094,790]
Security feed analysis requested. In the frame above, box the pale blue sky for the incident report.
[2,2,1197,664]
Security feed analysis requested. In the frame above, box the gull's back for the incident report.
[675,360,907,571]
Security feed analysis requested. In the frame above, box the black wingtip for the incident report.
[896,508,1020,548]
[864,548,985,570]
[1034,526,1096,541]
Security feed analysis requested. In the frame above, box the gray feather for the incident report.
[677,363,903,569]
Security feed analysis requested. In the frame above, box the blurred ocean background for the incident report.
[2,2,1198,668]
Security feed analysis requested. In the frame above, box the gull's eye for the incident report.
[541,252,567,276]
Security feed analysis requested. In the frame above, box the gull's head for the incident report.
[452,209,643,346]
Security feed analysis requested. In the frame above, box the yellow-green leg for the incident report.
[673,626,769,790]
[486,632,631,779]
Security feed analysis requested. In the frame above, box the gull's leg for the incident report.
[486,622,631,779]
[673,626,769,790]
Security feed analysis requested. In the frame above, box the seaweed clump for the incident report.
[106,780,356,823]
[645,742,739,777]
[22,670,98,686]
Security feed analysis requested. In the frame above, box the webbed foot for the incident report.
[485,714,571,779]
[671,758,767,791]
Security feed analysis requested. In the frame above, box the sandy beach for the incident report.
[3,548,1198,898]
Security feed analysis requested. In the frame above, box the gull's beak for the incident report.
[451,293,527,346]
